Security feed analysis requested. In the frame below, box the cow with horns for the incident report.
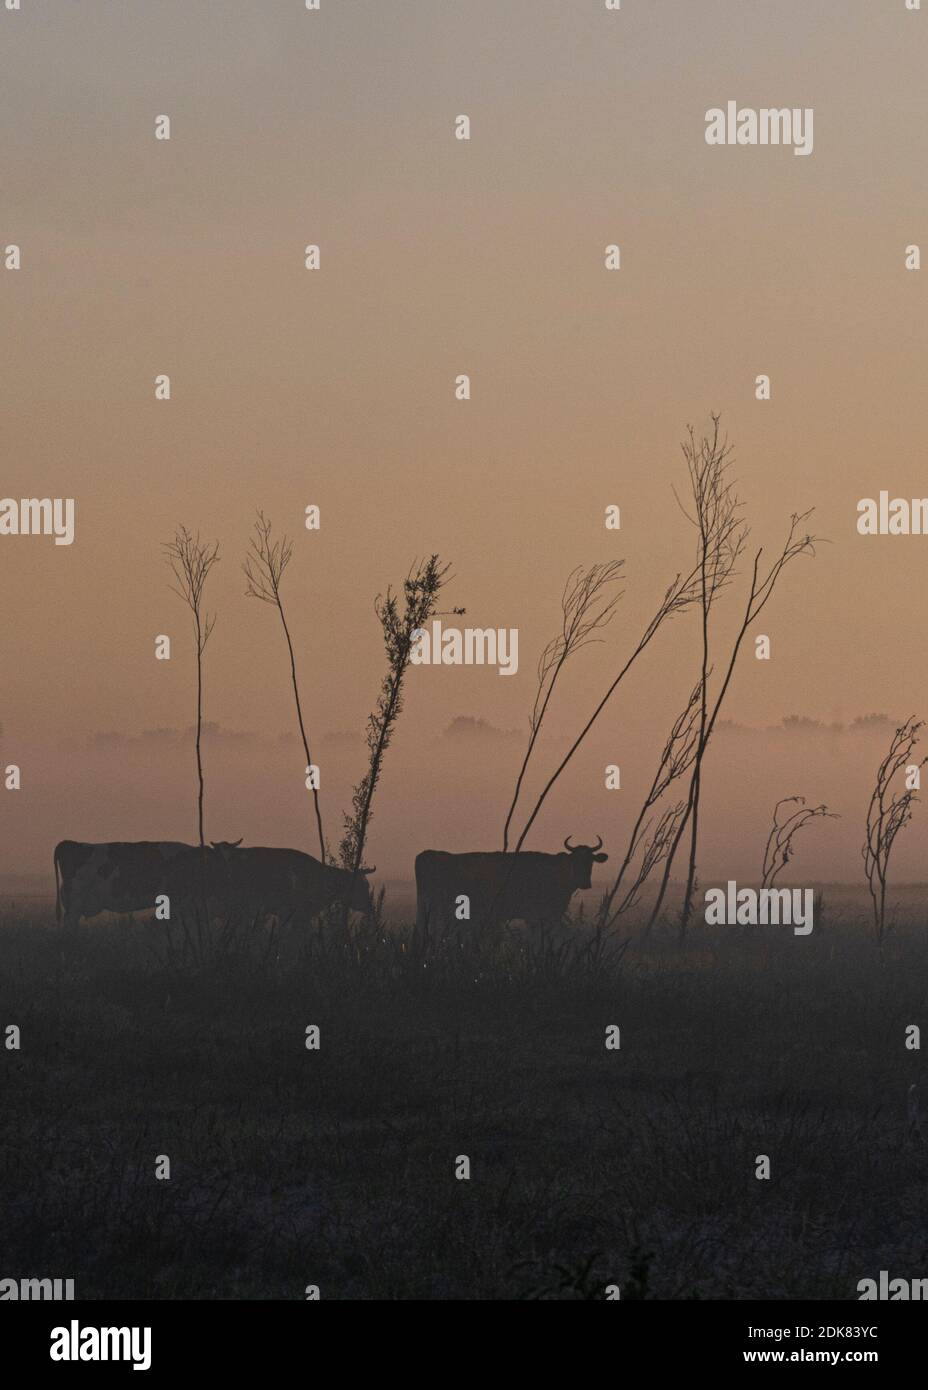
[414,836,609,935]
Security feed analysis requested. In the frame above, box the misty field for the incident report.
[1,889,926,1300]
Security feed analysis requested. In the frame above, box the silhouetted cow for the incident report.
[53,840,219,927]
[414,836,609,934]
[214,845,375,924]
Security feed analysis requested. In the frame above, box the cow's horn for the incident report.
[231,838,243,847]
[592,834,603,852]
[563,836,576,851]
[360,865,376,875]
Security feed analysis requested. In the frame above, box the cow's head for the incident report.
[331,864,376,913]
[210,838,244,862]
[349,865,376,913]
[563,835,609,888]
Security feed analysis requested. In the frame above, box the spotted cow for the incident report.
[53,840,231,928]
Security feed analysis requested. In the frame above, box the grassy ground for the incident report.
[1,895,926,1300]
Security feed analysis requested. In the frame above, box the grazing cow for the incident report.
[53,840,208,928]
[414,836,609,934]
[213,845,375,923]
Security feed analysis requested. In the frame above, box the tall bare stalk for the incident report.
[244,511,325,861]
[645,417,819,937]
[596,681,701,929]
[164,527,220,847]
[513,568,699,853]
[863,718,924,952]
[503,562,624,850]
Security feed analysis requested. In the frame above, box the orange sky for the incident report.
[2,1,927,878]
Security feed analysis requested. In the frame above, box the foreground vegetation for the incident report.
[1,895,926,1299]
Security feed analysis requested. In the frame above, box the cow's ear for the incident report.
[593,852,609,863]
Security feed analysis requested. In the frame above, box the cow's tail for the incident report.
[54,842,63,924]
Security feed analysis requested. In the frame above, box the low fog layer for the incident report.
[2,711,920,888]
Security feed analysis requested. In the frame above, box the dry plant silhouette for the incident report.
[339,555,460,916]
[596,681,701,931]
[243,511,326,861]
[863,717,925,954]
[512,564,701,854]
[503,561,624,852]
[646,415,820,938]
[163,526,220,848]
[761,796,837,890]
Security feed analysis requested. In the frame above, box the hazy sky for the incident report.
[2,2,927,876]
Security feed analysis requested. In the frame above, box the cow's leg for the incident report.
[57,881,76,927]
[534,914,570,947]
[469,901,501,951]
[411,891,431,958]
[62,882,94,928]
[415,891,432,943]
[66,902,105,928]
[415,892,429,934]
